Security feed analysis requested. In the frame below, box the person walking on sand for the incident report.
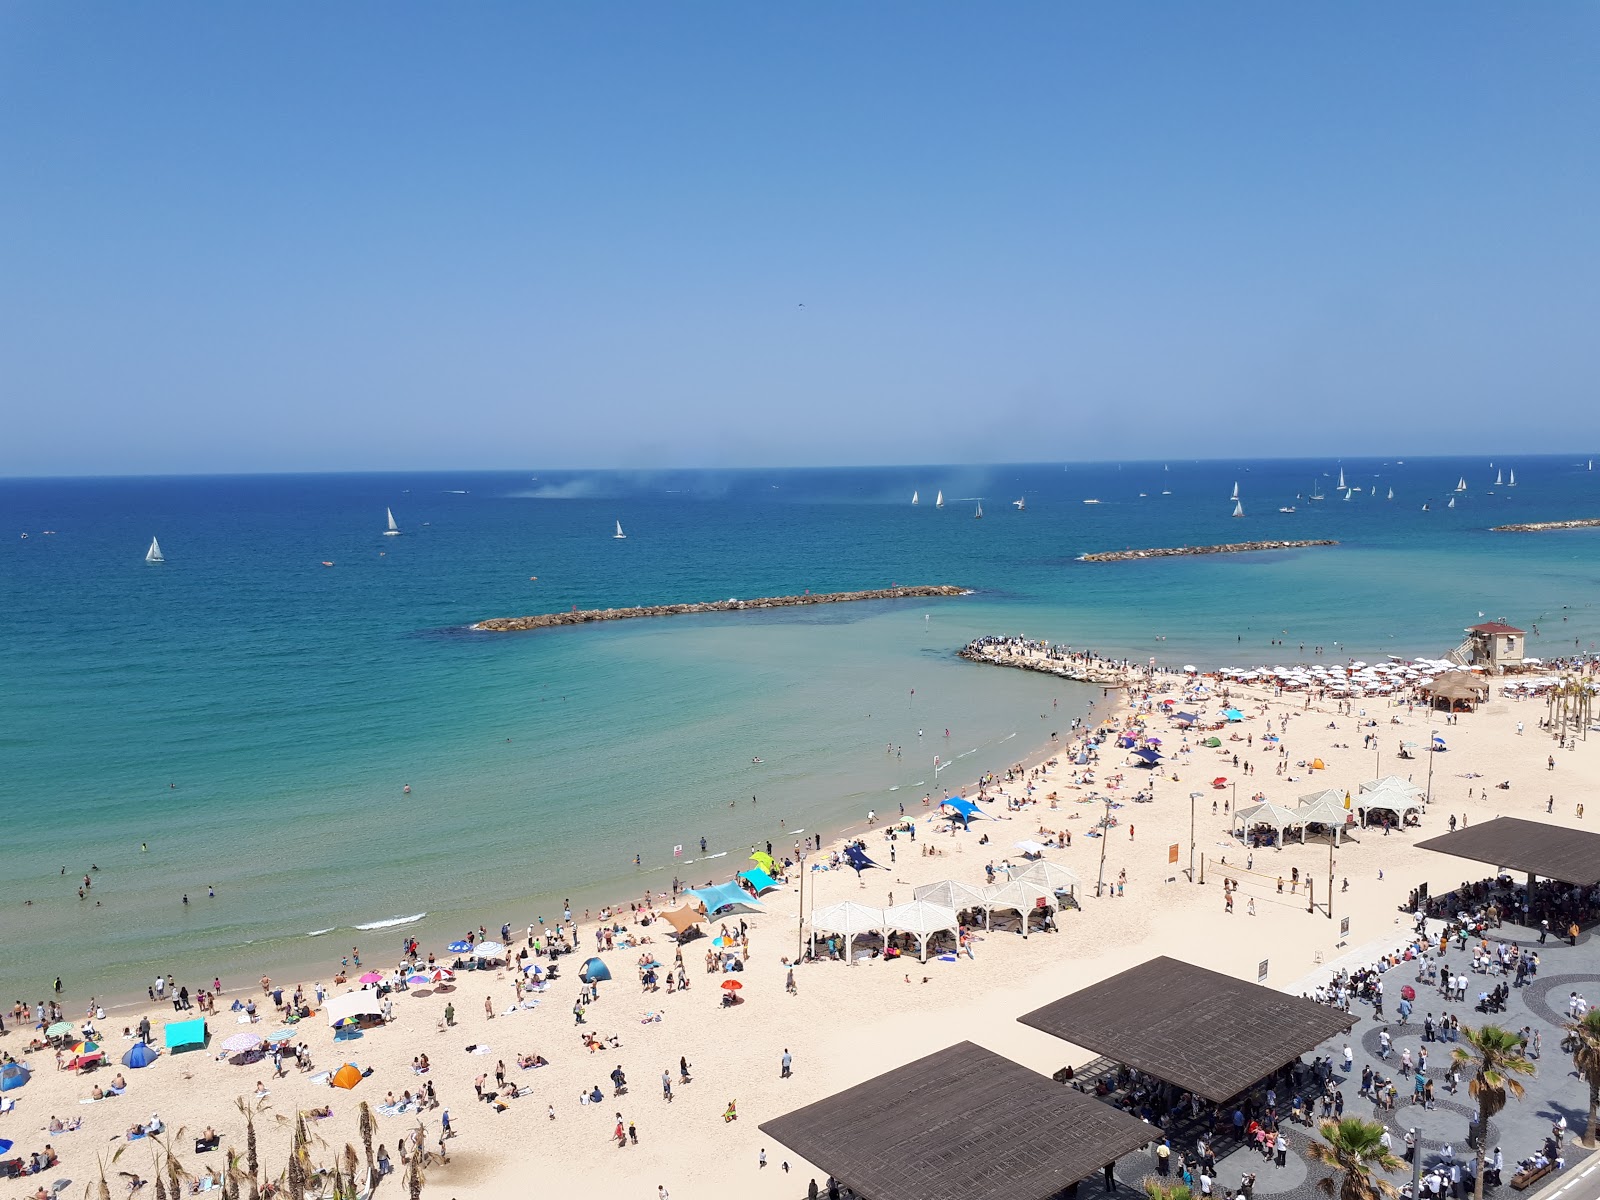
[781,1049,792,1079]
[662,1070,673,1102]
[484,995,494,1020]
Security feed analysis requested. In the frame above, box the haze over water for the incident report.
[4,455,1599,1001]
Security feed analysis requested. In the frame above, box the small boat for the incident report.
[1231,481,1239,501]
[1387,487,1394,500]
[935,490,944,508]
[973,501,984,519]
[1343,489,1352,501]
[1455,477,1467,492]
[1337,468,1346,491]
[383,507,401,536]
[1231,499,1244,518]
[1447,497,1456,508]
[1508,469,1516,487]
[1278,506,1296,513]
[911,491,919,505]
[613,521,627,540]
[1309,480,1324,501]
[1160,489,1171,496]
[1138,492,1147,498]
[1495,469,1503,486]
[1422,503,1430,511]
[1013,497,1025,511]
[1082,498,1102,504]
[321,561,335,568]
[145,537,164,564]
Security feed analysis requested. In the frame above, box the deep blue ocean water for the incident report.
[3,456,1598,1002]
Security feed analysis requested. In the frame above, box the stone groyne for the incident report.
[1078,539,1337,562]
[1490,519,1600,533]
[473,585,969,631]
[958,637,1144,687]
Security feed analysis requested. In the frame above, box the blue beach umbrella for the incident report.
[0,1138,12,1154]
[579,957,612,984]
[446,941,473,954]
[265,1029,297,1044]
[121,1042,159,1069]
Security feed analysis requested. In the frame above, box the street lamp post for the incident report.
[1189,793,1197,883]
[796,852,807,964]
[1096,797,1113,898]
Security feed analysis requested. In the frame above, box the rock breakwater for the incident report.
[474,585,969,631]
[1490,519,1600,533]
[959,636,1145,687]
[1078,539,1337,562]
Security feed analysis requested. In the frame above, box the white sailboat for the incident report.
[1508,469,1516,487]
[973,500,984,519]
[1447,496,1456,508]
[911,491,919,505]
[145,537,164,564]
[1494,469,1503,486]
[1337,468,1346,491]
[1343,489,1352,501]
[1013,497,1025,510]
[1231,481,1239,501]
[935,491,944,509]
[1387,487,1394,500]
[1231,498,1244,518]
[1309,480,1324,501]
[613,521,626,540]
[1455,477,1467,492]
[383,507,401,536]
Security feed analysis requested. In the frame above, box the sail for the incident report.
[1495,469,1503,486]
[614,521,626,539]
[911,491,919,505]
[974,501,983,519]
[145,537,164,564]
[384,507,400,535]
[1387,488,1394,500]
[935,491,943,508]
[1231,481,1239,500]
[1337,469,1345,489]
[1231,499,1243,517]
[1447,497,1455,508]
[1508,469,1516,486]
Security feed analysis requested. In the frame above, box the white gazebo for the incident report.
[809,902,884,960]
[1015,860,1081,901]
[913,879,992,927]
[1232,801,1307,845]
[1359,776,1424,796]
[1359,785,1424,827]
[983,880,1056,938]
[1295,795,1352,844]
[882,901,960,962]
[1299,787,1349,808]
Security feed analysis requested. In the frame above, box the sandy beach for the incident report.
[4,657,1595,1200]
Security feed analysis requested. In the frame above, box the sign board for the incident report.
[1168,843,1180,864]
[1340,916,1350,939]
[1257,959,1269,983]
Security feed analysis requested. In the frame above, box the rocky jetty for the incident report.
[474,585,969,631]
[1491,519,1600,533]
[958,636,1143,687]
[1078,539,1337,563]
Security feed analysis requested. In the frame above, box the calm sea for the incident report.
[3,457,1597,1001]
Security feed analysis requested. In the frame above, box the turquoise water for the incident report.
[3,458,1598,1001]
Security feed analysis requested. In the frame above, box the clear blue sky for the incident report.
[2,4,1596,475]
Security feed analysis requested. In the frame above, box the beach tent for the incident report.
[912,879,991,926]
[749,851,778,875]
[1295,795,1352,843]
[843,845,883,876]
[658,907,703,937]
[1359,776,1424,797]
[1298,788,1346,807]
[739,868,780,894]
[687,881,764,916]
[883,901,960,962]
[1204,737,1222,748]
[939,797,990,827]
[809,902,884,960]
[1013,840,1047,857]
[1130,748,1162,766]
[325,991,384,1029]
[1359,785,1424,825]
[1015,860,1081,899]
[1232,801,1307,845]
[121,1042,159,1069]
[983,880,1056,938]
[331,1064,364,1090]
[163,1019,208,1053]
[1223,708,1245,721]
[0,1063,30,1091]
[579,957,613,984]
[1173,712,1199,724]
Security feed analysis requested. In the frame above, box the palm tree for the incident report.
[405,1121,427,1200]
[1454,1023,1536,1200]
[234,1095,268,1200]
[1569,1008,1600,1147]
[358,1100,379,1190]
[1143,1182,1194,1200]
[1306,1117,1403,1200]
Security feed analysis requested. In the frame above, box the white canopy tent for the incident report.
[983,880,1056,938]
[1232,800,1307,844]
[1298,787,1348,808]
[1359,776,1424,796]
[1295,795,1352,844]
[325,990,384,1028]
[882,901,960,961]
[1359,785,1424,826]
[1015,860,1081,899]
[809,901,885,960]
[913,879,991,928]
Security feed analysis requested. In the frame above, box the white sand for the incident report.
[6,670,1589,1199]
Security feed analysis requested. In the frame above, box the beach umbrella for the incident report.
[331,1063,363,1090]
[221,1032,262,1056]
[446,940,473,954]
[750,851,777,875]
[472,941,504,958]
[0,1139,10,1154]
[720,979,742,991]
[45,1021,73,1039]
[70,1039,100,1056]
[358,972,383,985]
[264,1029,297,1044]
[579,957,612,984]
[406,973,431,986]
[1212,777,1228,788]
[121,1042,159,1069]
[430,968,455,983]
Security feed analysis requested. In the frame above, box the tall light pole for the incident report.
[1189,792,1197,883]
[1095,796,1113,898]
[796,852,807,964]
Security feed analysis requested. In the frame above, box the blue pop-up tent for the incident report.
[122,1042,160,1069]
[687,882,764,915]
[738,868,779,894]
[164,1018,208,1053]
[578,957,612,984]
[0,1063,30,1091]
